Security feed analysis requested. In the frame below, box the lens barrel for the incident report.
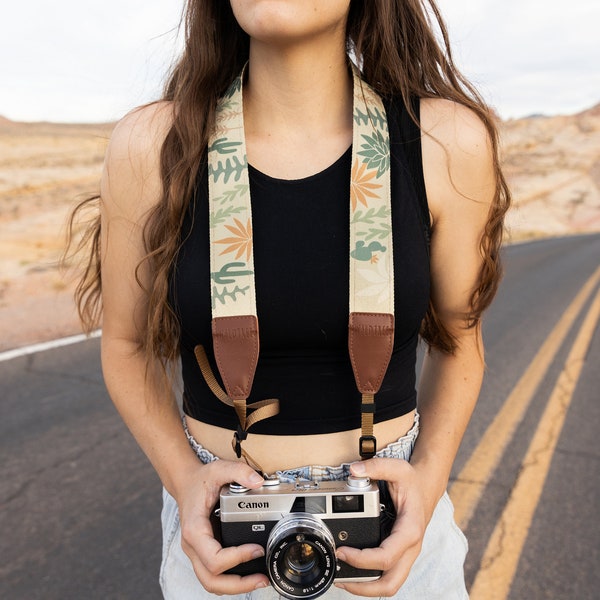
[266,513,337,599]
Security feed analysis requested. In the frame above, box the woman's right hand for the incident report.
[175,460,270,594]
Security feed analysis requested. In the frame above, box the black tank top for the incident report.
[170,96,430,435]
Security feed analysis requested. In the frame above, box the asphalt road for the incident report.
[1,233,599,599]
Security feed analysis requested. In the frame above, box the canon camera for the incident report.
[218,475,382,599]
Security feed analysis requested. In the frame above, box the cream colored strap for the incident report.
[206,64,394,461]
[349,66,394,315]
[208,71,256,318]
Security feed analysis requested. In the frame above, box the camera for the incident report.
[218,475,382,599]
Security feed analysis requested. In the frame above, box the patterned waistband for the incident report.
[182,412,419,483]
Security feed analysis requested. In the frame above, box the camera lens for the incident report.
[266,513,337,599]
[284,539,317,580]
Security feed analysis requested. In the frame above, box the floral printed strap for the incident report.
[349,65,393,315]
[208,71,256,319]
[207,64,393,317]
[206,64,394,461]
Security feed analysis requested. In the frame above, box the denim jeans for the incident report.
[160,414,469,599]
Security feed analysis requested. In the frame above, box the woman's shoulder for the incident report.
[101,101,175,217]
[419,97,492,162]
[107,101,175,165]
[419,97,495,224]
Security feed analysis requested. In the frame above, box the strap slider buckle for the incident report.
[359,435,377,459]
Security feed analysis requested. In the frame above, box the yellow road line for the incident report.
[470,286,600,600]
[449,265,600,529]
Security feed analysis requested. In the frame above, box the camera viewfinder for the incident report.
[332,494,364,513]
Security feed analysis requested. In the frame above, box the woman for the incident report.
[71,0,509,597]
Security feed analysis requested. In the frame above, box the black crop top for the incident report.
[170,96,431,435]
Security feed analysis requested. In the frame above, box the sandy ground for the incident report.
[1,106,599,353]
[0,119,111,351]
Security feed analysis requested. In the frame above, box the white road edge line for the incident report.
[0,330,102,363]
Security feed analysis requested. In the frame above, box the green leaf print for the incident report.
[209,205,246,228]
[351,206,391,225]
[358,130,390,177]
[353,106,387,130]
[209,155,247,183]
[357,223,392,241]
[224,77,242,99]
[217,98,236,113]
[212,284,250,307]
[213,183,249,205]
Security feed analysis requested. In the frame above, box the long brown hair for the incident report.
[69,0,510,362]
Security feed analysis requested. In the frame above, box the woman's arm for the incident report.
[100,102,199,497]
[99,104,269,594]
[409,97,495,518]
[337,98,496,596]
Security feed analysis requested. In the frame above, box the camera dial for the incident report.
[347,475,371,489]
[228,482,250,493]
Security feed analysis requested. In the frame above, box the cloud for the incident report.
[0,0,598,122]
[437,0,600,117]
[0,1,183,122]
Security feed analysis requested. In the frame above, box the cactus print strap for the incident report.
[208,69,256,319]
[207,64,393,317]
[203,63,394,461]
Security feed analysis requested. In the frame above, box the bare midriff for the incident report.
[185,409,416,473]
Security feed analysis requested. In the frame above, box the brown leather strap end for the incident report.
[348,312,394,394]
[212,315,259,403]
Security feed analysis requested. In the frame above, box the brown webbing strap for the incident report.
[231,440,266,476]
[359,392,376,457]
[194,345,279,473]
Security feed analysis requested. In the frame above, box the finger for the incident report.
[189,533,266,576]
[183,535,269,594]
[337,527,421,571]
[203,459,265,490]
[336,545,392,572]
[181,513,264,573]
[335,545,421,598]
[349,456,411,481]
[334,564,412,598]
[190,569,269,596]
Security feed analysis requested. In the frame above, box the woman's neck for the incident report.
[243,42,353,179]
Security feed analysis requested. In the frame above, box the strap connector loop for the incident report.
[359,435,377,459]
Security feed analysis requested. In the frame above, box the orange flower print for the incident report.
[351,159,381,212]
[215,218,253,261]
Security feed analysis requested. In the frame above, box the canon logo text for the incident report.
[238,501,270,509]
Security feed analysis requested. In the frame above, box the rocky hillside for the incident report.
[501,104,600,241]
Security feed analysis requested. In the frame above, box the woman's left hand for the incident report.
[334,458,431,597]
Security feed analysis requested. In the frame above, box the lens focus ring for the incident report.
[266,513,337,599]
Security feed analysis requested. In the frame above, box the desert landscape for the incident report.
[0,118,111,351]
[1,105,599,352]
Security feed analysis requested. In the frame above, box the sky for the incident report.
[1,0,598,123]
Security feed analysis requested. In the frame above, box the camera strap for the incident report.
[197,63,394,464]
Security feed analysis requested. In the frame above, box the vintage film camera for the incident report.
[218,475,382,599]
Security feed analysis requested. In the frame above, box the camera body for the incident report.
[219,476,382,599]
